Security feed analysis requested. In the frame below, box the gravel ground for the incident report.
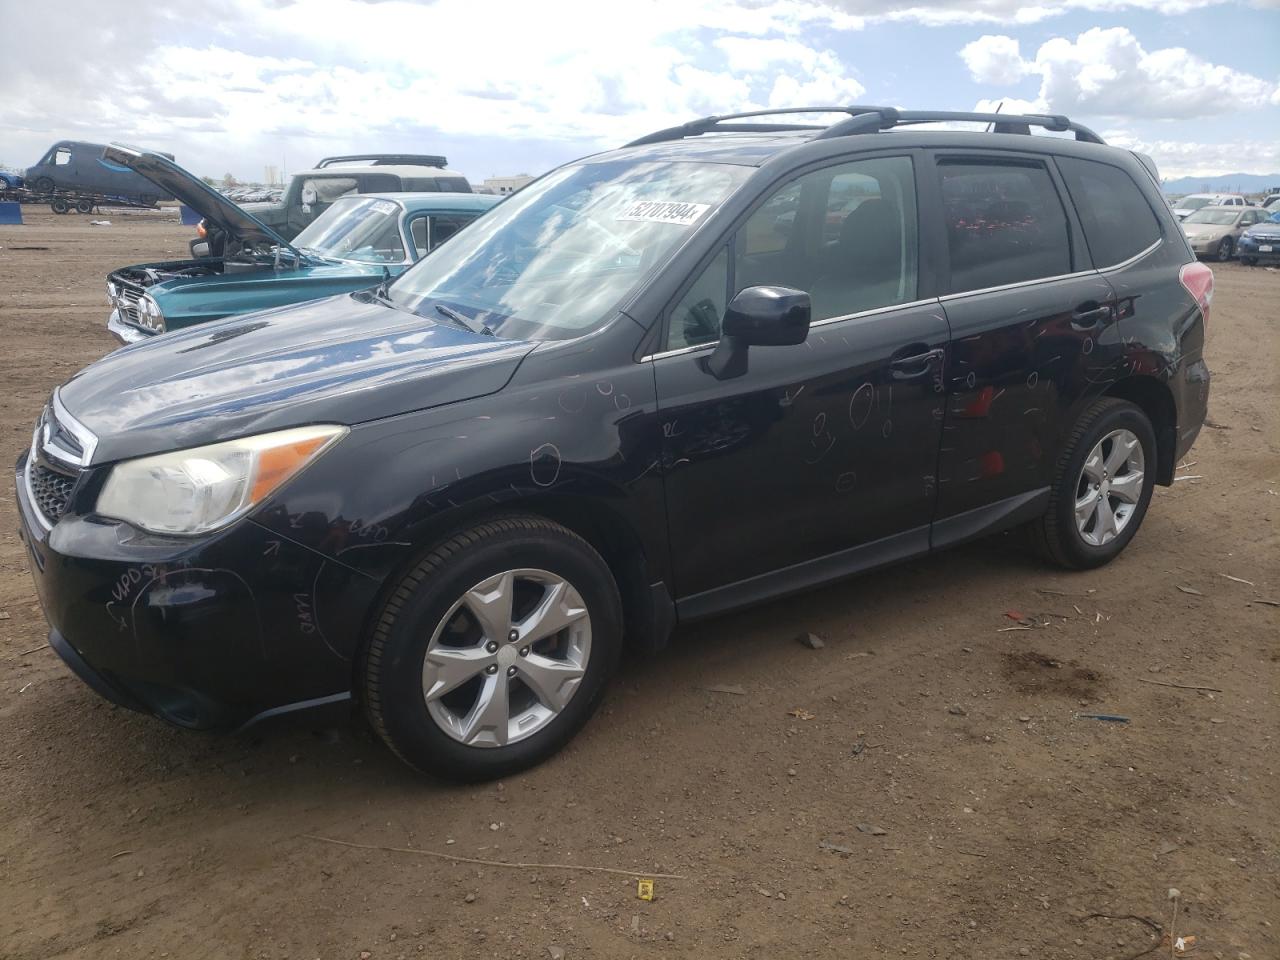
[1,212,1276,960]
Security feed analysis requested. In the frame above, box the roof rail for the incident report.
[315,154,448,168]
[625,106,1105,147]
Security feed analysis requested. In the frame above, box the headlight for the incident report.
[106,280,117,305]
[96,425,347,535]
[140,294,166,332]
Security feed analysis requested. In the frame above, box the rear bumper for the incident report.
[106,309,152,345]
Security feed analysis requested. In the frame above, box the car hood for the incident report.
[1243,221,1280,236]
[103,143,295,253]
[60,293,536,463]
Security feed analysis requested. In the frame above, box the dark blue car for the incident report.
[24,140,175,204]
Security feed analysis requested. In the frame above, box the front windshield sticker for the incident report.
[617,200,711,226]
[370,200,398,216]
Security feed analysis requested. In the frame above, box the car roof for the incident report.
[293,164,468,179]
[342,192,500,213]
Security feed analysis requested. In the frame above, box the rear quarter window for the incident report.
[938,159,1071,294]
[1056,157,1163,268]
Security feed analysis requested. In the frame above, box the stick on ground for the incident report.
[303,834,687,880]
[1135,677,1223,693]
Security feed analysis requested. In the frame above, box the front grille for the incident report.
[28,461,78,524]
[115,285,145,326]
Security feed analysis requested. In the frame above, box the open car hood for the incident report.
[103,143,296,254]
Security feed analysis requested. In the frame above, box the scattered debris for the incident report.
[947,704,967,716]
[704,683,747,696]
[88,220,112,226]
[1176,586,1204,596]
[787,708,815,720]
[1156,840,1178,857]
[999,625,1033,632]
[1004,609,1027,622]
[1018,715,1032,722]
[855,823,888,836]
[1202,418,1230,430]
[1076,713,1130,723]
[1173,475,1203,483]
[818,839,854,855]
[19,644,46,657]
[18,682,34,693]
[1135,677,1222,693]
[796,632,825,650]
[1252,598,1280,607]
[463,892,476,903]
[0,610,9,619]
[850,739,866,756]
[1219,573,1254,586]
[636,879,654,901]
[548,946,565,960]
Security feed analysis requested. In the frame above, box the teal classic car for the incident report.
[102,145,499,344]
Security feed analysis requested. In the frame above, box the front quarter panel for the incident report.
[250,330,667,591]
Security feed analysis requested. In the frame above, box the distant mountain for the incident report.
[1162,172,1280,196]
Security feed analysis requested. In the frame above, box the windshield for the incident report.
[1177,197,1217,212]
[387,159,752,340]
[294,196,406,263]
[1184,208,1239,225]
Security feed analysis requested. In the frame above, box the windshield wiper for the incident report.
[436,303,494,337]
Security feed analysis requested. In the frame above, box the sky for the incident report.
[1,0,1277,184]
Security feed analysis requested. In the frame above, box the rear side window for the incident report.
[1058,157,1164,268]
[938,160,1071,294]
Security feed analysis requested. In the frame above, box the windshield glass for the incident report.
[294,196,406,263]
[1184,208,1239,225]
[1178,197,1217,211]
[387,159,751,340]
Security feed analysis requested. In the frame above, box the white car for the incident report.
[1171,192,1247,220]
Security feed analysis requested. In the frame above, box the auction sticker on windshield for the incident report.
[617,200,711,226]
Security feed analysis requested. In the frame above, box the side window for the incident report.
[1057,156,1163,268]
[666,247,729,350]
[409,215,469,257]
[663,156,919,350]
[939,160,1071,293]
[54,147,72,166]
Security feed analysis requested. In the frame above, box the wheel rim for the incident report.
[1220,238,1233,259]
[422,568,591,748]
[1075,428,1145,547]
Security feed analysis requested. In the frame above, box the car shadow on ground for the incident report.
[17,529,1042,801]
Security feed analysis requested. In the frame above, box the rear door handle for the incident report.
[1072,303,1113,328]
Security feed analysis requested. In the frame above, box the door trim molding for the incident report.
[930,487,1050,550]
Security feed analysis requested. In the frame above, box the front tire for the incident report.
[1240,256,1258,266]
[363,517,623,781]
[1216,237,1234,262]
[1029,398,1156,570]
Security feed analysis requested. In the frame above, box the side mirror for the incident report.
[703,285,810,380]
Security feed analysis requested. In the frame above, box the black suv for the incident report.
[16,107,1212,781]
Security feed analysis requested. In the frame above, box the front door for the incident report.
[653,154,949,615]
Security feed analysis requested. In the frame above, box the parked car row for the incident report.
[102,145,498,343]
[18,107,1213,781]
[1180,204,1277,262]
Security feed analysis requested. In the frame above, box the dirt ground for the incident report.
[0,211,1276,960]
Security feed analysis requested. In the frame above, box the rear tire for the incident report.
[363,516,623,781]
[75,199,93,214]
[1029,398,1156,570]
[50,198,69,214]
[34,177,55,195]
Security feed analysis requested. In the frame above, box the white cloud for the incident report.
[1103,130,1280,179]
[961,35,1032,86]
[960,27,1280,120]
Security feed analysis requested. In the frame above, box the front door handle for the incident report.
[889,345,944,379]
[1072,302,1113,328]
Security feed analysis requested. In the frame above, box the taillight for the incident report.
[1179,260,1214,325]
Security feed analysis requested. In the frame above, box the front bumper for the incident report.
[1238,238,1280,262]
[1185,235,1226,256]
[15,451,379,730]
[106,308,153,345]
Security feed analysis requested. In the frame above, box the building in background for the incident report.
[482,174,534,196]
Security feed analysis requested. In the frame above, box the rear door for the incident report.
[930,151,1118,541]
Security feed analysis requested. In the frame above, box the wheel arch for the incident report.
[351,494,670,694]
[1103,375,1177,485]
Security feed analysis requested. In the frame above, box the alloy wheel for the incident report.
[422,568,591,748]
[1074,428,1145,547]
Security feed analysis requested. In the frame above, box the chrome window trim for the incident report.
[937,268,1097,303]
[1097,237,1163,274]
[640,296,941,362]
